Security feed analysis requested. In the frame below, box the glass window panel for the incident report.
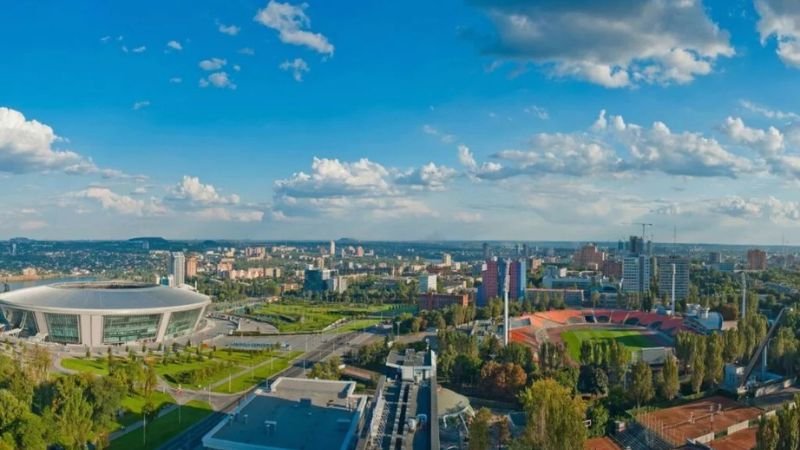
[102,314,161,344]
[45,313,80,344]
[165,308,201,338]
[1,307,38,336]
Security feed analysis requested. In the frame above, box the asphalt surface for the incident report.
[156,332,360,450]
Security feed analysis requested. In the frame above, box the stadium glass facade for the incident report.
[44,313,80,344]
[103,314,162,344]
[0,307,38,336]
[165,308,202,338]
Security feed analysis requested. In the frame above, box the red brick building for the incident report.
[417,292,470,310]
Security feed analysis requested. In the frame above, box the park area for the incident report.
[559,326,666,361]
[248,301,416,332]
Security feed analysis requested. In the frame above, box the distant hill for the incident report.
[128,237,170,249]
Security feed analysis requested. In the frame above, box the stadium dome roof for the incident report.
[0,281,210,311]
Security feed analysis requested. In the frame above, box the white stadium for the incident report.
[0,281,211,347]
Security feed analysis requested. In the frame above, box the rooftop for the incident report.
[0,281,210,311]
[203,377,365,450]
[386,349,432,368]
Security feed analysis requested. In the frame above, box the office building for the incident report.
[572,243,606,270]
[303,268,333,292]
[628,236,645,255]
[185,255,198,278]
[708,252,722,265]
[329,240,336,256]
[622,255,651,294]
[442,252,452,267]
[482,242,491,260]
[602,260,623,279]
[168,252,185,287]
[747,249,767,271]
[477,258,499,306]
[499,258,526,300]
[418,274,437,293]
[658,256,690,301]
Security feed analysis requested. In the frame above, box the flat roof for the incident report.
[0,282,210,311]
[638,396,762,445]
[204,378,363,450]
[387,349,431,368]
[708,426,757,450]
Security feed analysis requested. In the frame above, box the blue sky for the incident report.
[2,0,800,244]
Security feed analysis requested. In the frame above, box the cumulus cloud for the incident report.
[279,58,309,81]
[275,157,393,198]
[218,23,241,36]
[755,0,800,67]
[492,132,622,177]
[199,72,236,89]
[469,0,733,87]
[713,196,800,222]
[395,163,457,191]
[199,58,227,71]
[0,106,111,175]
[168,175,240,206]
[166,40,183,51]
[254,1,334,55]
[71,187,166,216]
[721,116,800,179]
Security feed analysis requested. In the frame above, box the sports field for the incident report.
[560,327,661,361]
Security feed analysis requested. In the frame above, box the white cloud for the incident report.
[199,58,227,71]
[254,1,334,55]
[238,47,256,55]
[132,100,150,111]
[0,107,97,175]
[275,157,393,198]
[713,196,800,222]
[721,116,800,179]
[421,124,456,144]
[166,40,183,51]
[199,72,236,89]
[71,187,166,216]
[191,207,264,222]
[523,105,549,120]
[169,77,183,84]
[100,36,112,43]
[279,58,309,81]
[470,0,734,87]
[131,46,146,53]
[739,99,800,121]
[218,23,241,36]
[395,162,457,191]
[492,132,621,177]
[168,175,240,206]
[755,0,800,67]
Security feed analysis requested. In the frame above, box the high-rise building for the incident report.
[747,249,767,271]
[329,240,336,256]
[482,242,491,260]
[418,274,437,293]
[622,255,651,294]
[356,246,364,257]
[185,255,198,278]
[572,244,606,270]
[169,252,186,287]
[628,236,645,255]
[478,258,499,306]
[478,258,527,305]
[602,260,623,279]
[522,244,529,258]
[708,252,722,265]
[304,268,332,292]
[657,256,690,301]
[442,253,452,266]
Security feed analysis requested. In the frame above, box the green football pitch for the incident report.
[560,327,660,361]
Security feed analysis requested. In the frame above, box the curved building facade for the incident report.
[0,281,211,346]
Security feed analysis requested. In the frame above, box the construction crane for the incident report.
[622,222,654,244]
[739,306,791,393]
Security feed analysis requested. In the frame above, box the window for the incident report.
[165,308,201,338]
[1,307,38,336]
[102,314,161,344]
[45,313,80,344]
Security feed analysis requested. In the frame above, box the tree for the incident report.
[495,416,511,448]
[705,333,724,387]
[690,339,706,394]
[468,408,493,450]
[517,378,587,450]
[587,403,609,438]
[53,378,95,450]
[659,355,680,401]
[723,329,742,364]
[629,361,654,407]
[578,366,608,396]
[756,415,779,450]
[776,404,799,450]
[607,340,629,387]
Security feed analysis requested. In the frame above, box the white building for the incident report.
[169,252,185,287]
[622,255,651,294]
[442,253,452,267]
[419,274,438,293]
[657,256,690,301]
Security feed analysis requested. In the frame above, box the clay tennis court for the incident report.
[708,426,758,450]
[637,396,762,446]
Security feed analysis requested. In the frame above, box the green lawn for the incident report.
[212,351,303,393]
[249,302,416,332]
[61,357,109,375]
[118,391,174,427]
[560,328,658,361]
[330,319,381,333]
[109,400,213,450]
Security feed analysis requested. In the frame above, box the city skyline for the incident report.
[3,0,800,243]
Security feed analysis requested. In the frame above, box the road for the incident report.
[156,331,364,450]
